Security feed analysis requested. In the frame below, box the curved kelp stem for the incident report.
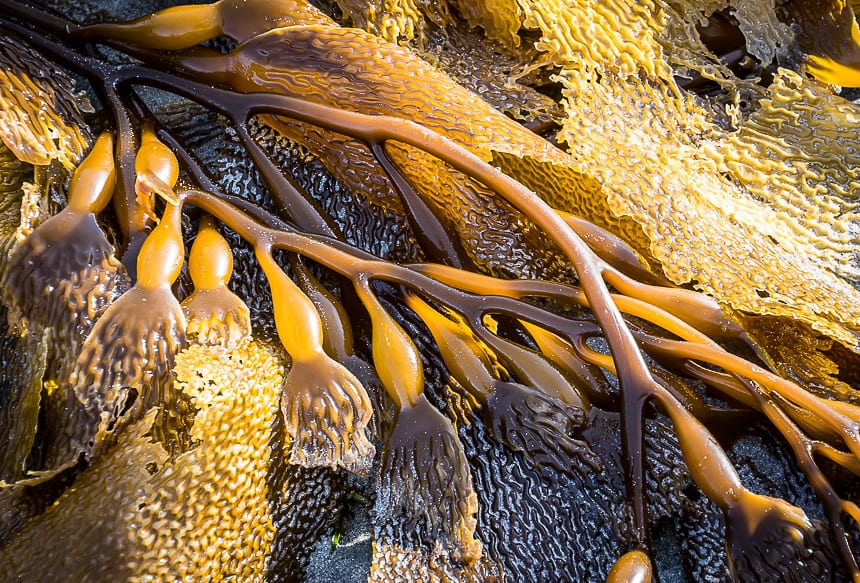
[255,241,374,475]
[170,183,860,577]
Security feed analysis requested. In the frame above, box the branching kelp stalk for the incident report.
[1,1,860,581]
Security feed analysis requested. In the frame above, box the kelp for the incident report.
[789,0,860,87]
[714,68,860,282]
[0,32,91,169]
[0,0,860,582]
[0,340,284,580]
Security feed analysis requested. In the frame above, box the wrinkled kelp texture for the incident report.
[2,0,860,582]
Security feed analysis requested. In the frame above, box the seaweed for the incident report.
[0,1,859,581]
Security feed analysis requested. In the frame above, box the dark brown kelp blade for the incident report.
[375,393,480,563]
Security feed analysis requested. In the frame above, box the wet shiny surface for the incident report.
[0,1,859,582]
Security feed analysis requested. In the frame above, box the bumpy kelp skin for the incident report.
[334,0,446,44]
[509,0,860,351]
[558,66,860,350]
[0,341,284,581]
[715,70,860,282]
[0,144,46,483]
[726,432,842,583]
[267,454,358,581]
[0,79,107,478]
[730,0,795,67]
[2,211,122,336]
[421,25,561,125]
[0,319,47,483]
[43,200,186,467]
[0,132,129,477]
[180,24,569,164]
[0,143,29,262]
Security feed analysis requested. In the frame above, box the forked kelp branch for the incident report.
[413,259,860,575]
[166,191,752,560]
[404,293,601,479]
[172,181,860,571]
[159,186,481,552]
[573,338,834,579]
[745,379,860,577]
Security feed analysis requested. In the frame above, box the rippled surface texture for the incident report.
[1,0,860,581]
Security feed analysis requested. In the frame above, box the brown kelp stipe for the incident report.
[1,1,859,580]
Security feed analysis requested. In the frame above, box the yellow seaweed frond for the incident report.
[715,69,860,282]
[0,341,283,580]
[454,0,522,48]
[557,66,860,350]
[0,34,92,169]
[334,0,451,45]
[516,0,671,80]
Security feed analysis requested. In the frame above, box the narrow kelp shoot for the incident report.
[1,1,860,582]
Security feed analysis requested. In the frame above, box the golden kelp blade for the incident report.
[504,0,860,350]
[179,24,567,165]
[715,70,860,283]
[335,0,522,48]
[2,0,860,579]
[0,34,91,169]
[559,68,860,350]
[0,341,284,580]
